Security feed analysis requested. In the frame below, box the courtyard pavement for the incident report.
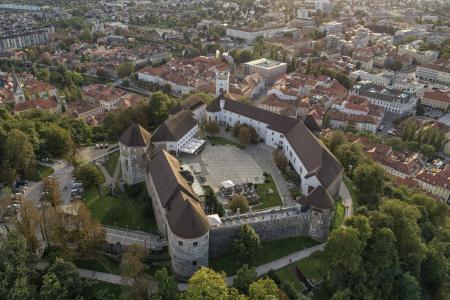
[181,144,265,190]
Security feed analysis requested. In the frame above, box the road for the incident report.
[25,160,74,205]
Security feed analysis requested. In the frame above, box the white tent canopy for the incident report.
[179,138,206,154]
[221,180,235,189]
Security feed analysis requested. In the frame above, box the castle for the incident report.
[118,73,343,280]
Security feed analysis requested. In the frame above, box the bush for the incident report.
[230,195,249,213]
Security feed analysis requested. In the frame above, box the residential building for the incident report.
[137,56,229,95]
[13,96,59,115]
[82,84,129,111]
[327,95,384,133]
[421,90,450,110]
[319,21,343,35]
[351,81,417,120]
[225,25,287,43]
[416,62,450,87]
[415,168,450,203]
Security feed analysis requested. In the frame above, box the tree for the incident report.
[5,129,35,179]
[419,144,435,159]
[40,124,72,158]
[324,130,346,153]
[232,224,261,266]
[239,126,252,145]
[186,267,229,300]
[44,258,86,299]
[39,272,68,300]
[162,83,172,94]
[352,163,385,208]
[230,195,249,214]
[248,277,278,300]
[153,267,179,300]
[79,28,92,42]
[117,62,135,78]
[379,200,426,277]
[0,232,37,300]
[324,227,362,290]
[205,121,220,136]
[273,150,288,172]
[120,244,151,300]
[234,264,257,295]
[334,142,365,174]
[74,164,103,187]
[15,200,40,252]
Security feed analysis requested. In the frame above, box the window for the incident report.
[192,260,197,266]
[178,241,183,246]
[193,242,198,247]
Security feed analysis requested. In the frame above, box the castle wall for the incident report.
[209,207,312,257]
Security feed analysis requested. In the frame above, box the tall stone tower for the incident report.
[119,123,152,185]
[215,71,229,96]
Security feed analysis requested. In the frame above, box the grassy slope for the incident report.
[210,236,318,276]
[85,184,158,232]
[104,152,119,177]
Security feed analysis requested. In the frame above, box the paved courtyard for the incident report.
[181,145,265,191]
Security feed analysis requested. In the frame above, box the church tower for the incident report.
[215,71,229,96]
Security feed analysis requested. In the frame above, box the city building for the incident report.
[327,95,384,133]
[243,58,287,85]
[420,90,450,111]
[225,25,287,43]
[351,81,417,119]
[416,62,450,87]
[0,27,54,51]
[319,21,343,35]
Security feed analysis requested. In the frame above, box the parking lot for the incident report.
[181,145,265,192]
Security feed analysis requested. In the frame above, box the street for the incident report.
[25,160,74,206]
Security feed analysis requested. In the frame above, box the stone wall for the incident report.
[209,207,311,257]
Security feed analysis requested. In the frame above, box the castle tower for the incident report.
[119,123,152,185]
[215,71,229,97]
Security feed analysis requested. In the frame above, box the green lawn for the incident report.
[27,164,54,181]
[343,176,358,209]
[75,254,121,275]
[254,175,282,210]
[85,183,158,232]
[296,252,326,284]
[273,251,326,297]
[210,236,319,276]
[275,267,306,296]
[208,136,246,149]
[330,200,345,231]
[104,152,119,177]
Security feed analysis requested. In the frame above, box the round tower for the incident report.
[166,196,210,280]
[215,71,229,96]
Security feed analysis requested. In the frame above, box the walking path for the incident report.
[77,268,132,285]
[340,181,353,218]
[177,243,325,290]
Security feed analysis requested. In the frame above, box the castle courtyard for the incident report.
[180,144,265,191]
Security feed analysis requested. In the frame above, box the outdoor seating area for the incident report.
[219,180,259,204]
